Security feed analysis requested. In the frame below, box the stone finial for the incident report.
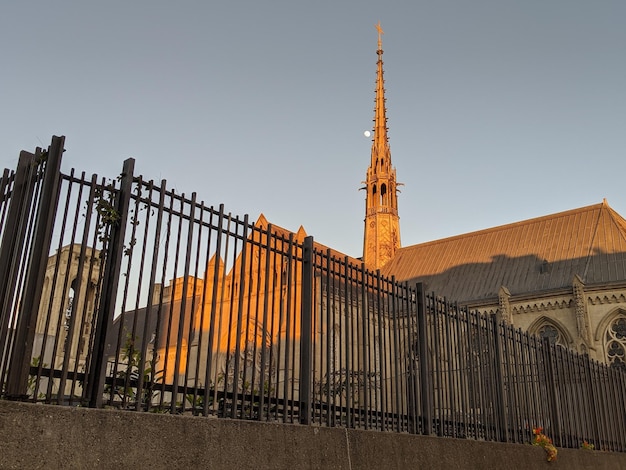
[573,275,590,344]
[498,286,512,324]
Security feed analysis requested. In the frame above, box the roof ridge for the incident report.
[384,201,626,300]
[400,202,606,250]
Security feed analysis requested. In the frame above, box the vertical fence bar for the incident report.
[500,324,515,442]
[56,189,85,402]
[374,271,386,430]
[87,158,135,408]
[136,180,163,412]
[6,136,64,399]
[268,228,281,421]
[0,152,38,371]
[612,370,621,450]
[443,299,455,437]
[280,233,293,423]
[0,168,12,215]
[491,314,507,442]
[165,194,185,413]
[456,304,467,438]
[228,215,248,419]
[465,310,477,438]
[432,297,443,436]
[552,350,566,444]
[416,283,432,435]
[542,338,561,445]
[256,222,272,420]
[391,278,402,432]
[527,333,543,435]
[617,370,626,451]
[241,222,257,420]
[323,251,332,426]
[172,192,197,412]
[477,314,492,440]
[589,359,606,450]
[512,329,529,443]
[573,351,584,447]
[342,256,351,428]
[203,204,224,416]
[405,285,419,434]
[360,263,369,429]
[299,236,313,425]
[68,184,97,404]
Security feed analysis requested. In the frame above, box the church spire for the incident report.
[362,22,401,270]
[371,21,390,170]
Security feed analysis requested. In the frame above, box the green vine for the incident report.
[92,178,120,245]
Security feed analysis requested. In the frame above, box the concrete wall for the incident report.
[1,401,625,469]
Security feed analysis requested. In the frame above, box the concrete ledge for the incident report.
[0,401,624,469]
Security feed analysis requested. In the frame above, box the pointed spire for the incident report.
[371,21,391,171]
[362,22,401,270]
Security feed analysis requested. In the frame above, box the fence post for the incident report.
[0,151,39,354]
[416,283,432,435]
[5,136,64,399]
[299,236,313,425]
[87,158,135,408]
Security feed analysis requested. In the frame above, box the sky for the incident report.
[1,1,625,259]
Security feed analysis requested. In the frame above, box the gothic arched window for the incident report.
[380,183,387,205]
[605,316,626,372]
[538,324,565,346]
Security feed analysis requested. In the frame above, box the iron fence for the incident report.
[0,137,625,452]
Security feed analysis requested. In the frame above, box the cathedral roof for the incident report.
[382,200,626,303]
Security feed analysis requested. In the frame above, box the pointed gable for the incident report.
[382,201,626,303]
[254,214,359,263]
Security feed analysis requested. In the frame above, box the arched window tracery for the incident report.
[605,315,626,371]
[538,323,565,347]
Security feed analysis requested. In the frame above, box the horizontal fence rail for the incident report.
[1,137,625,453]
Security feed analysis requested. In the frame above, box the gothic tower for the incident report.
[362,22,401,270]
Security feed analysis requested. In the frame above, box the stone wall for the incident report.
[0,401,624,469]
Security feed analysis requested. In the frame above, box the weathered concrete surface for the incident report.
[0,401,625,469]
[348,427,626,470]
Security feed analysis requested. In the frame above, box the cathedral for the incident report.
[365,24,626,370]
[30,24,626,395]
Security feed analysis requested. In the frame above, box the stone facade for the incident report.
[34,244,101,373]
[468,278,626,368]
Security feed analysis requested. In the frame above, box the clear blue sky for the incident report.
[1,1,625,259]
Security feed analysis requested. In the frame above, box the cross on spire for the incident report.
[375,21,384,49]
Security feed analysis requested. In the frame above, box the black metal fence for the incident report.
[1,137,625,452]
